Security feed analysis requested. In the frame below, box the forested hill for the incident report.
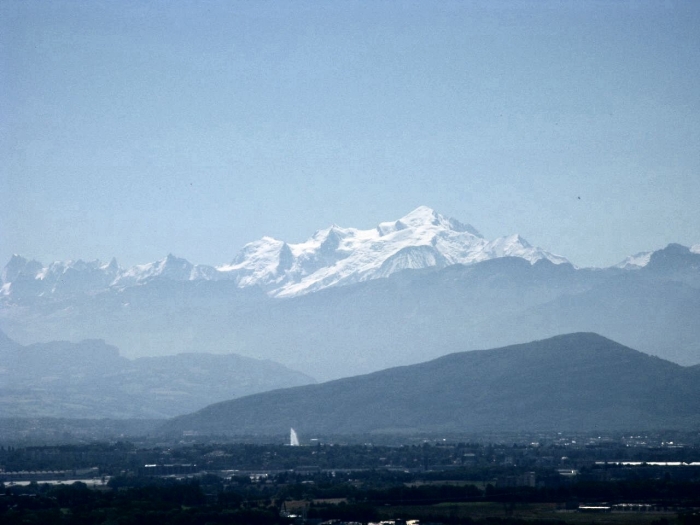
[161,333,700,436]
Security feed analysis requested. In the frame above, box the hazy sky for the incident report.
[2,1,699,269]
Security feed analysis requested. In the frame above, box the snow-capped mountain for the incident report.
[1,255,120,298]
[1,206,571,300]
[614,251,653,270]
[113,254,220,287]
[0,254,220,299]
[614,244,700,270]
[218,206,568,297]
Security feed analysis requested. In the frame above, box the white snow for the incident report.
[114,254,220,287]
[218,206,569,297]
[614,251,653,270]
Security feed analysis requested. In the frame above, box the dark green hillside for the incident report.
[161,333,700,436]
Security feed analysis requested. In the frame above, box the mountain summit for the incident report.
[218,206,568,296]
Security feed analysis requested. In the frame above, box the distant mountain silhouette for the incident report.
[0,330,314,419]
[0,207,566,300]
[643,243,700,286]
[1,243,698,381]
[160,333,700,436]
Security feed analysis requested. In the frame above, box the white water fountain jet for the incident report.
[290,428,300,446]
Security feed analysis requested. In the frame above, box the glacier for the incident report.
[218,206,568,297]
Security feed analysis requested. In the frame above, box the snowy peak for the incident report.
[157,253,193,276]
[1,257,121,298]
[399,205,451,229]
[395,205,483,237]
[114,254,220,287]
[1,253,224,300]
[614,243,700,271]
[1,255,41,296]
[101,257,119,273]
[1,255,37,284]
[614,251,653,270]
[644,243,700,274]
[218,206,568,297]
[377,206,482,238]
[218,237,292,287]
[480,234,568,265]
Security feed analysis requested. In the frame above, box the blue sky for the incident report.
[2,0,699,268]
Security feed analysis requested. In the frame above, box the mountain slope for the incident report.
[160,333,700,436]
[0,331,315,419]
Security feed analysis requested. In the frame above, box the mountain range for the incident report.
[1,206,569,300]
[3,206,697,304]
[159,333,700,436]
[0,330,314,419]
[1,207,699,381]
